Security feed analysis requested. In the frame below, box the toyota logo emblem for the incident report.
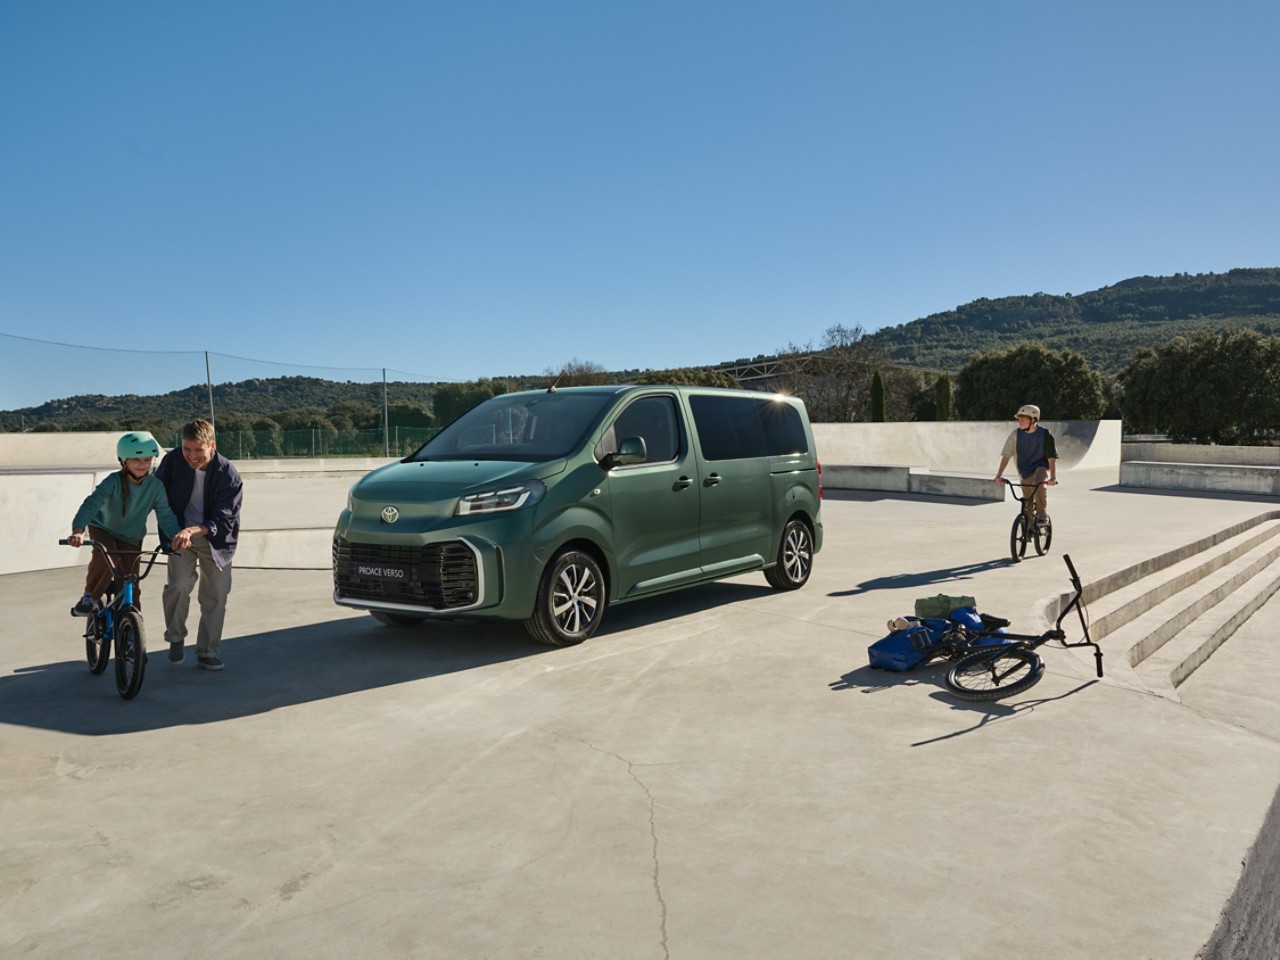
[381,506,400,524]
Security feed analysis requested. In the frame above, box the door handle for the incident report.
[704,473,721,486]
[676,476,693,489]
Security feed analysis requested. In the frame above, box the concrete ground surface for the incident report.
[3,466,1280,959]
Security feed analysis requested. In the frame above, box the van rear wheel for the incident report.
[525,550,606,647]
[765,518,814,590]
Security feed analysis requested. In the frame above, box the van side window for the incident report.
[610,395,680,464]
[689,395,808,461]
[759,399,808,455]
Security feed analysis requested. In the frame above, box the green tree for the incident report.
[956,343,1105,420]
[935,374,953,421]
[870,370,886,422]
[433,382,502,427]
[1118,328,1280,442]
[634,366,737,387]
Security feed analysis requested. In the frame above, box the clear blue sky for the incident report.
[2,0,1278,410]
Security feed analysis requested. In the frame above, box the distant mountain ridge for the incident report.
[868,267,1280,373]
[4,267,1278,430]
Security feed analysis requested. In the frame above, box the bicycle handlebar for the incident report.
[58,538,169,580]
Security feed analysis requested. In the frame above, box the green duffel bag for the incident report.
[913,594,977,619]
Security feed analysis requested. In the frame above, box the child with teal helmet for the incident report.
[66,431,185,616]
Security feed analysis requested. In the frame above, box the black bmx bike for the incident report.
[944,553,1103,702]
[60,539,166,700]
[1003,478,1053,562]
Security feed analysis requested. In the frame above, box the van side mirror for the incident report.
[603,436,647,470]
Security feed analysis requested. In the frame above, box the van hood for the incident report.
[352,458,566,502]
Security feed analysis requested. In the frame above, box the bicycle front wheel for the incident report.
[1009,513,1029,562]
[86,614,111,675]
[114,609,147,700]
[946,647,1045,702]
[1034,516,1053,556]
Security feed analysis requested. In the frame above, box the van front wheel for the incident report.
[765,519,814,591]
[525,550,606,647]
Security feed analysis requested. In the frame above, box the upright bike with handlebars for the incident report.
[1002,478,1052,562]
[60,538,166,700]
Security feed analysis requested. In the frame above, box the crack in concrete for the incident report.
[541,729,670,960]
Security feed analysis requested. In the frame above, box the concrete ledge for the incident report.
[908,469,1006,501]
[1123,443,1280,467]
[821,464,911,492]
[234,528,333,569]
[822,465,1006,501]
[1121,461,1280,496]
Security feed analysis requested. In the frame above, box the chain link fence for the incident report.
[0,334,507,459]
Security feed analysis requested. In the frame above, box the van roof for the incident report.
[516,384,798,401]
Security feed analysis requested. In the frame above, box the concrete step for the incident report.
[1044,513,1280,698]
[1075,517,1280,637]
[1099,529,1280,667]
[1135,559,1280,697]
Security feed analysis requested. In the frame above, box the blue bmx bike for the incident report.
[60,539,166,700]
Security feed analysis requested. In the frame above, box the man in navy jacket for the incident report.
[156,419,244,670]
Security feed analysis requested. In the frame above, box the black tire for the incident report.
[524,550,606,647]
[764,518,814,591]
[1034,516,1053,556]
[86,613,111,675]
[370,611,428,627]
[1009,513,1029,562]
[945,647,1045,702]
[113,609,147,700]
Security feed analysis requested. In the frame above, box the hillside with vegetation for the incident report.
[869,267,1280,373]
[3,268,1277,438]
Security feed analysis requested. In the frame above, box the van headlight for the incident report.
[455,480,546,516]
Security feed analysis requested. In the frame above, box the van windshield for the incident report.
[408,392,614,462]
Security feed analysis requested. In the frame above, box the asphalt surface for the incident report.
[3,467,1280,959]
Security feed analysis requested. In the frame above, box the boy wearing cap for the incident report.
[994,404,1057,528]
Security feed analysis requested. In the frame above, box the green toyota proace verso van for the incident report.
[332,385,823,646]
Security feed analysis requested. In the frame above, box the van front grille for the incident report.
[332,537,478,609]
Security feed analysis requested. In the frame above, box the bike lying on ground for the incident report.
[60,539,166,700]
[1003,478,1052,562]
[944,553,1103,702]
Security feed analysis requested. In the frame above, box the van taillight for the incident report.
[817,460,823,499]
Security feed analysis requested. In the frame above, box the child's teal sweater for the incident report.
[72,472,181,545]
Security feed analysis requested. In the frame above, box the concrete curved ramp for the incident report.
[811,419,1121,473]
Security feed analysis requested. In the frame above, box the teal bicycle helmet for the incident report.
[117,431,162,461]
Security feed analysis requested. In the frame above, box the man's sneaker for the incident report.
[197,656,224,671]
[168,642,184,663]
[1035,517,1050,531]
[71,595,95,617]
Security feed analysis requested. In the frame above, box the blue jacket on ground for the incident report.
[156,447,244,569]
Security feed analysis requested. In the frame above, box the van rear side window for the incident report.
[689,395,808,461]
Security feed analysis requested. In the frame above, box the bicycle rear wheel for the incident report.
[1034,516,1053,556]
[1009,513,1029,562]
[86,613,111,675]
[945,647,1045,702]
[114,609,147,700]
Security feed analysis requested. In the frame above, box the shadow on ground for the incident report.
[830,558,1014,595]
[0,579,775,736]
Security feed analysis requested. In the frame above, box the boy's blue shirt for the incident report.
[72,472,181,545]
